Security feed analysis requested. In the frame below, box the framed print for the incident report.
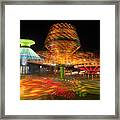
[0,0,119,119]
[20,20,100,100]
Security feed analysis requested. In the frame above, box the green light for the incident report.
[20,39,35,47]
[60,66,64,80]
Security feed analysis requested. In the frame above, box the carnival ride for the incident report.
[20,39,43,74]
[28,23,100,79]
[44,23,81,79]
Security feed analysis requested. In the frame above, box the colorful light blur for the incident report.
[44,23,80,65]
[20,76,100,100]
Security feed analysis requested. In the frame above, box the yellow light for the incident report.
[83,59,86,61]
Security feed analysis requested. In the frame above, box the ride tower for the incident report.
[45,23,80,79]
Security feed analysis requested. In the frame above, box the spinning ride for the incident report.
[45,23,80,79]
[20,39,43,74]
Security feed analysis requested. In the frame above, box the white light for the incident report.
[21,58,27,65]
[74,65,78,68]
[40,66,42,68]
[51,64,56,66]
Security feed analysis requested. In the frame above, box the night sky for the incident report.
[20,20,100,52]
